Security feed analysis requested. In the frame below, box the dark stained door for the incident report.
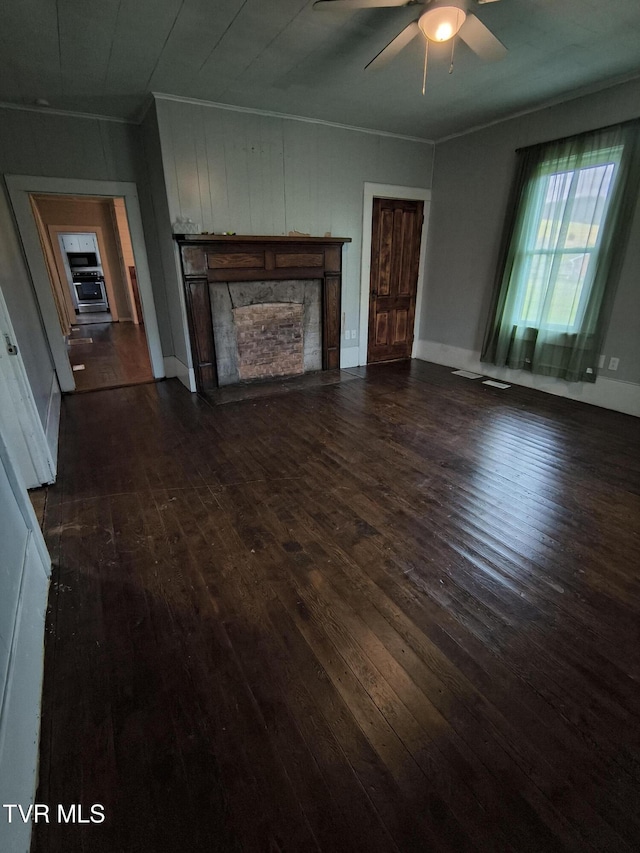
[367,197,423,363]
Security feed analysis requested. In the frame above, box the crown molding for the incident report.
[435,71,640,144]
[0,100,135,124]
[151,93,435,145]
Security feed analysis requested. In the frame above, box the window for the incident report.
[482,120,640,383]
[515,147,622,332]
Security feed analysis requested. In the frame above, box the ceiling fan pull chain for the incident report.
[449,8,462,74]
[422,38,429,95]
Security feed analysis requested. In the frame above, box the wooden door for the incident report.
[367,198,423,363]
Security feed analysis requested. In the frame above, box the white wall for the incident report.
[420,77,640,412]
[153,96,434,364]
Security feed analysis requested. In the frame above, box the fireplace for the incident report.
[175,235,351,391]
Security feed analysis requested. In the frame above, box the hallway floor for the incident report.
[67,321,153,392]
[34,362,640,852]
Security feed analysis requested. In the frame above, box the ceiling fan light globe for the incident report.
[418,6,466,43]
[435,22,453,41]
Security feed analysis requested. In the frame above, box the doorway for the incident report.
[30,194,153,393]
[358,183,431,367]
[6,175,165,396]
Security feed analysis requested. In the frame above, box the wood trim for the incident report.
[184,279,217,389]
[110,199,140,324]
[175,234,352,244]
[175,236,351,391]
[128,267,144,326]
[43,224,75,333]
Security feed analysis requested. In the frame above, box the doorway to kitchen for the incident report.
[30,193,154,393]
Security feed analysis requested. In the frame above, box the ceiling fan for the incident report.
[313,0,507,76]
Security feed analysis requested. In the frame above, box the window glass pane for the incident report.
[519,149,620,330]
[520,253,551,322]
[563,163,615,250]
[547,252,591,326]
[534,171,571,250]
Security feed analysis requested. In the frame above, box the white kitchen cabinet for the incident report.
[78,234,96,252]
[61,234,80,252]
[61,234,98,255]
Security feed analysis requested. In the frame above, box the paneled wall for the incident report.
[154,97,434,360]
[422,77,640,399]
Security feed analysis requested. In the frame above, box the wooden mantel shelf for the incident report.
[173,234,351,244]
[174,234,351,391]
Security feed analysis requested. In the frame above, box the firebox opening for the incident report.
[210,279,322,386]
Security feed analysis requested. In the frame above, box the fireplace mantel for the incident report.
[174,234,351,390]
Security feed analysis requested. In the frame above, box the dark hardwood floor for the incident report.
[34,361,640,852]
[67,321,153,392]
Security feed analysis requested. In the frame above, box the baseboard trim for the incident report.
[414,340,640,417]
[163,356,197,392]
[44,372,60,479]
[340,348,360,369]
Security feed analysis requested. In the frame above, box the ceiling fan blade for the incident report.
[314,0,411,10]
[365,20,421,70]
[458,14,507,61]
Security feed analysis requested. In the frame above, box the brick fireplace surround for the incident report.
[175,235,351,391]
[234,302,304,382]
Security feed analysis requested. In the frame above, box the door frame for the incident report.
[5,176,165,392]
[359,183,431,366]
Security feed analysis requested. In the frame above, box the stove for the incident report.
[72,270,109,313]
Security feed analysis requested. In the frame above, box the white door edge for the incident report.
[0,284,55,487]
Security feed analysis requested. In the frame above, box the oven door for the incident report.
[74,279,108,312]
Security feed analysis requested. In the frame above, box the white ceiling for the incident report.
[2,0,640,139]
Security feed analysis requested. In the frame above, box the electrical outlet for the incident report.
[598,355,605,369]
[344,329,350,340]
[608,357,619,371]
[351,329,357,340]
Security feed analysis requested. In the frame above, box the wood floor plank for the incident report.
[34,361,640,852]
[181,487,402,853]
